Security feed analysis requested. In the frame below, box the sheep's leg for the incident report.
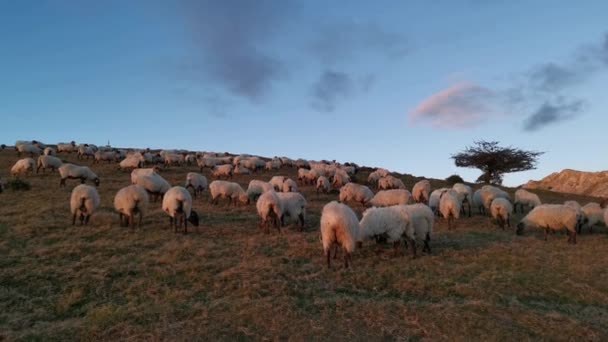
[423,233,431,254]
[572,231,577,244]
[184,213,188,234]
[129,214,134,228]
[448,216,453,230]
[392,241,402,257]
[325,250,331,269]
[467,202,472,218]
[84,214,90,225]
[344,250,351,268]
[138,212,143,227]
[72,213,77,225]
[544,228,549,241]
[507,216,511,228]
[298,213,305,231]
[333,243,340,259]
[410,238,418,259]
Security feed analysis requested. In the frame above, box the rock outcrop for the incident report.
[524,169,608,198]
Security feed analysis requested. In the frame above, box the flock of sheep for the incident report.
[4,140,608,269]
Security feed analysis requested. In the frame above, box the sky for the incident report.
[1,0,607,186]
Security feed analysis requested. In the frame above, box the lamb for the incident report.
[339,183,374,205]
[114,185,149,228]
[429,188,450,215]
[212,164,233,179]
[276,192,307,230]
[133,173,171,202]
[246,180,274,201]
[452,183,473,217]
[130,167,160,184]
[516,204,580,244]
[119,153,145,170]
[377,175,406,190]
[11,158,35,177]
[359,205,410,255]
[282,178,298,193]
[412,180,431,204]
[185,172,208,198]
[490,198,513,229]
[43,147,56,156]
[269,176,287,191]
[70,184,100,226]
[514,189,541,213]
[16,143,41,157]
[256,190,283,232]
[367,189,412,207]
[58,164,100,187]
[209,180,250,206]
[162,186,200,234]
[439,189,461,230]
[320,201,360,268]
[94,151,118,164]
[316,176,331,194]
[581,202,605,232]
[36,155,62,174]
[402,204,434,257]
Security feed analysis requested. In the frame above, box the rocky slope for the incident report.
[524,169,608,198]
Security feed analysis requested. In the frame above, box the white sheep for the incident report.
[320,201,360,268]
[564,200,586,233]
[114,185,149,227]
[70,184,100,226]
[212,164,233,179]
[429,188,450,215]
[94,151,118,164]
[246,180,274,201]
[43,147,56,156]
[163,153,184,167]
[316,176,331,194]
[119,153,144,170]
[58,164,100,187]
[36,155,62,174]
[514,189,541,213]
[305,168,323,185]
[412,180,431,204]
[339,183,374,205]
[297,168,310,184]
[331,170,350,189]
[581,202,605,232]
[256,190,283,232]
[77,144,95,159]
[234,165,252,175]
[473,189,485,214]
[265,160,281,171]
[367,189,412,207]
[452,183,473,217]
[209,180,250,206]
[516,204,580,244]
[277,192,307,230]
[185,172,208,198]
[57,142,77,153]
[439,189,461,230]
[162,186,200,233]
[16,143,41,157]
[11,158,35,177]
[403,204,434,257]
[269,176,287,191]
[377,175,406,190]
[130,167,160,185]
[134,173,170,202]
[359,205,410,255]
[490,198,513,229]
[282,178,298,193]
[479,185,511,214]
[367,170,385,187]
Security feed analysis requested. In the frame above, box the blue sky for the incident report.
[1,0,607,186]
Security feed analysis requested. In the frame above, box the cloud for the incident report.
[527,62,583,93]
[310,70,355,112]
[523,98,585,131]
[409,82,495,128]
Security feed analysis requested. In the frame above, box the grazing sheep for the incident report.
[581,203,605,232]
[367,189,412,207]
[16,144,41,157]
[209,180,250,206]
[119,153,145,170]
[43,147,56,156]
[114,185,149,228]
[57,142,77,153]
[282,178,298,193]
[277,192,307,230]
[134,173,170,202]
[359,206,410,255]
[77,144,95,159]
[234,165,252,175]
[305,168,323,185]
[212,164,233,179]
[331,170,350,189]
[163,153,184,167]
[320,201,360,269]
[297,168,310,185]
[162,186,199,234]
[11,158,35,177]
[316,176,331,194]
[339,183,374,205]
[266,160,281,171]
[36,155,62,174]
[403,204,434,257]
[514,189,541,213]
[58,164,100,187]
[256,190,283,232]
[367,169,388,187]
[439,189,461,230]
[473,189,485,214]
[412,180,431,204]
[70,184,100,226]
[429,188,450,215]
[479,185,511,214]
[269,176,287,191]
[130,167,160,184]
[246,180,274,201]
[94,151,118,164]
[377,175,406,190]
[452,183,473,217]
[490,198,513,229]
[516,204,579,244]
[564,200,586,233]
[185,172,208,198]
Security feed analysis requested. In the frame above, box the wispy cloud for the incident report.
[310,70,355,112]
[523,98,585,131]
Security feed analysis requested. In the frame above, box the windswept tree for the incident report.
[451,141,543,185]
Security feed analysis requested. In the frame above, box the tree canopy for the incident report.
[451,141,544,185]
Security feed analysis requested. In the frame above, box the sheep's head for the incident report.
[188,210,200,227]
[516,222,525,235]
[94,178,100,187]
[239,192,250,205]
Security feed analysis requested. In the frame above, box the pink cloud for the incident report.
[409,82,495,128]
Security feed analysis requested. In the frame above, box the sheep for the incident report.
[11,158,35,177]
[276,192,307,230]
[234,165,252,175]
[163,153,184,167]
[564,200,587,233]
[358,205,410,255]
[514,189,541,213]
[209,180,250,206]
[402,204,434,257]
[282,178,298,193]
[297,168,310,184]
[119,153,144,170]
[479,185,511,215]
[429,188,450,215]
[439,189,461,230]
[212,164,233,179]
[114,185,149,228]
[581,202,605,233]
[331,170,350,189]
[36,155,62,174]
[339,183,374,205]
[94,151,118,164]
[412,180,431,204]
[43,147,56,156]
[516,204,580,244]
[16,144,41,157]
[57,142,77,153]
[452,183,473,217]
[134,173,170,202]
[295,159,309,169]
[256,190,283,232]
[246,180,274,201]
[320,201,360,269]
[367,170,384,188]
[184,154,197,166]
[473,189,485,214]
[185,172,208,198]
[162,186,200,234]
[269,176,287,191]
[305,168,323,185]
[130,167,160,184]
[266,160,281,171]
[377,175,406,190]
[70,184,100,226]
[77,144,95,159]
[316,176,331,194]
[490,198,513,229]
[367,189,412,207]
[197,157,221,171]
[58,164,100,187]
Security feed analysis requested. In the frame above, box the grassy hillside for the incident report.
[1,149,607,340]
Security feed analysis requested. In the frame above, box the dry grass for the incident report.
[1,150,608,340]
